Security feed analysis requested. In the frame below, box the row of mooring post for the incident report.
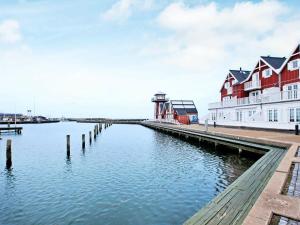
[65,123,106,157]
[104,123,112,129]
[3,123,112,169]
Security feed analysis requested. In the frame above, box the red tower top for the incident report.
[151,91,168,103]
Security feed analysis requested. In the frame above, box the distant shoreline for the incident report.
[0,120,60,125]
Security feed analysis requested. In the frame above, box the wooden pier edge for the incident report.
[140,121,290,225]
[0,127,23,134]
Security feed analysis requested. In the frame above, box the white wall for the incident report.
[207,100,300,130]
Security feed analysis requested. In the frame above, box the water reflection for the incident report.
[81,148,86,156]
[152,130,256,198]
[65,155,72,173]
[0,123,256,225]
[4,168,16,190]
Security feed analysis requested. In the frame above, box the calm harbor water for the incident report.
[0,122,256,225]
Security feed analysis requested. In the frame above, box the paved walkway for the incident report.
[179,124,300,144]
[163,123,300,225]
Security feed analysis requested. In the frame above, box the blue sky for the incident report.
[0,0,300,118]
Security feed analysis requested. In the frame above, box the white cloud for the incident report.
[154,0,300,72]
[0,19,22,43]
[137,0,300,115]
[102,0,154,21]
[158,1,285,33]
[154,0,300,71]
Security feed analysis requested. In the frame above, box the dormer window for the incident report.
[262,68,272,78]
[224,82,230,89]
[288,59,300,71]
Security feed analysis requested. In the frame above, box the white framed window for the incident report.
[274,109,278,122]
[223,96,231,102]
[211,112,217,121]
[250,91,260,97]
[236,111,243,121]
[268,110,273,122]
[268,109,278,122]
[288,59,300,71]
[289,108,300,122]
[293,85,298,99]
[248,110,256,118]
[289,108,295,122]
[232,79,237,85]
[287,84,298,100]
[262,68,272,78]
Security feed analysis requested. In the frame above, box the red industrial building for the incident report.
[151,92,198,125]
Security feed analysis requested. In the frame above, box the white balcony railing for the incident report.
[208,102,223,109]
[151,97,169,102]
[223,98,237,107]
[208,90,300,109]
[244,80,261,91]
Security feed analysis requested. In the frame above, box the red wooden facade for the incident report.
[221,74,234,100]
[218,44,300,100]
[243,60,280,91]
[220,70,249,100]
[280,46,300,88]
[233,83,247,98]
[175,115,190,125]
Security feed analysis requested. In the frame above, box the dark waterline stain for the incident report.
[0,123,256,225]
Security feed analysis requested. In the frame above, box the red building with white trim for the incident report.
[152,92,198,125]
[208,44,300,130]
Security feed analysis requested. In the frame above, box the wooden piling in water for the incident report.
[66,135,70,157]
[96,125,99,135]
[82,134,85,149]
[89,131,92,144]
[94,128,96,139]
[6,139,12,169]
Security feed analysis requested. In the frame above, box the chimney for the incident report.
[240,67,242,72]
